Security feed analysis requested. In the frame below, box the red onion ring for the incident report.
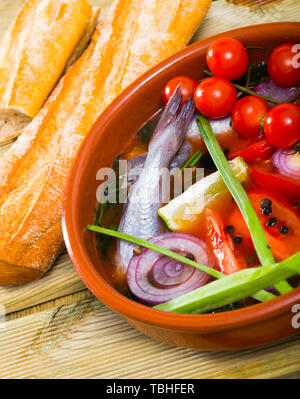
[254,80,299,107]
[272,148,300,180]
[127,232,212,305]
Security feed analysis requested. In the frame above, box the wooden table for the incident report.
[0,0,300,379]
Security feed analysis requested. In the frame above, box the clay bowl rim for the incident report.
[63,22,300,333]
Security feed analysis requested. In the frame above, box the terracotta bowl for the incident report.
[63,23,300,350]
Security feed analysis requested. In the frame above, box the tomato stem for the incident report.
[245,46,266,51]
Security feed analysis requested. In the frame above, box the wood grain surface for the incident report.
[0,297,299,379]
[0,0,299,379]
[1,0,300,319]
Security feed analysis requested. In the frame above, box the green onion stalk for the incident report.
[88,225,275,304]
[196,115,293,295]
[155,252,300,314]
[178,150,203,175]
[87,225,300,313]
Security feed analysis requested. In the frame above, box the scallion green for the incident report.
[155,251,300,313]
[87,225,275,303]
[196,115,292,295]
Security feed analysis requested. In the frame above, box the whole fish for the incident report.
[127,140,192,186]
[116,89,195,272]
[186,113,233,141]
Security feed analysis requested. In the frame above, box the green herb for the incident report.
[246,253,257,263]
[124,290,137,300]
[245,46,266,51]
[96,225,118,255]
[295,142,300,153]
[94,201,107,249]
[179,150,203,175]
[154,251,300,314]
[112,154,122,171]
[247,62,269,88]
[87,225,275,303]
[139,122,152,145]
[137,112,161,145]
[196,115,292,295]
[210,301,243,313]
[184,173,205,184]
[204,69,280,105]
[288,276,300,288]
[94,153,123,254]
[245,64,252,89]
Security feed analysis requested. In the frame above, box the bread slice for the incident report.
[0,0,212,285]
[0,0,99,143]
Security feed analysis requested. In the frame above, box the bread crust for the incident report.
[0,0,97,142]
[0,0,212,285]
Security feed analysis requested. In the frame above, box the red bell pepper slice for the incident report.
[250,166,300,201]
[229,139,275,164]
[206,208,245,275]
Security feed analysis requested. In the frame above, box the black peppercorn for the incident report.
[261,198,272,209]
[185,253,195,261]
[279,226,289,235]
[267,217,277,227]
[233,236,242,244]
[225,225,234,233]
[262,207,272,215]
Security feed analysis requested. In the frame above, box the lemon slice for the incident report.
[158,157,248,231]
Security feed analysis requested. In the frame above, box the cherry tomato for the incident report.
[268,43,300,88]
[206,37,249,81]
[264,103,300,148]
[206,208,245,274]
[194,77,237,119]
[227,190,300,262]
[231,96,269,139]
[249,166,300,202]
[229,139,275,164]
[162,76,198,107]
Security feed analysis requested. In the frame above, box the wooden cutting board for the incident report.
[0,0,299,379]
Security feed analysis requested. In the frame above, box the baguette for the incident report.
[0,0,212,285]
[0,0,100,143]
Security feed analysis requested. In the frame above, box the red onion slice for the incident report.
[272,148,300,180]
[254,80,299,107]
[151,253,194,287]
[127,232,212,305]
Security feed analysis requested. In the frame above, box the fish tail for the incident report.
[176,94,195,131]
[155,85,182,131]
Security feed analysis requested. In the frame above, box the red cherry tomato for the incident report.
[229,139,275,164]
[250,166,300,202]
[264,103,300,148]
[227,190,300,262]
[231,96,269,140]
[206,37,249,81]
[162,76,198,107]
[268,43,300,88]
[194,77,237,119]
